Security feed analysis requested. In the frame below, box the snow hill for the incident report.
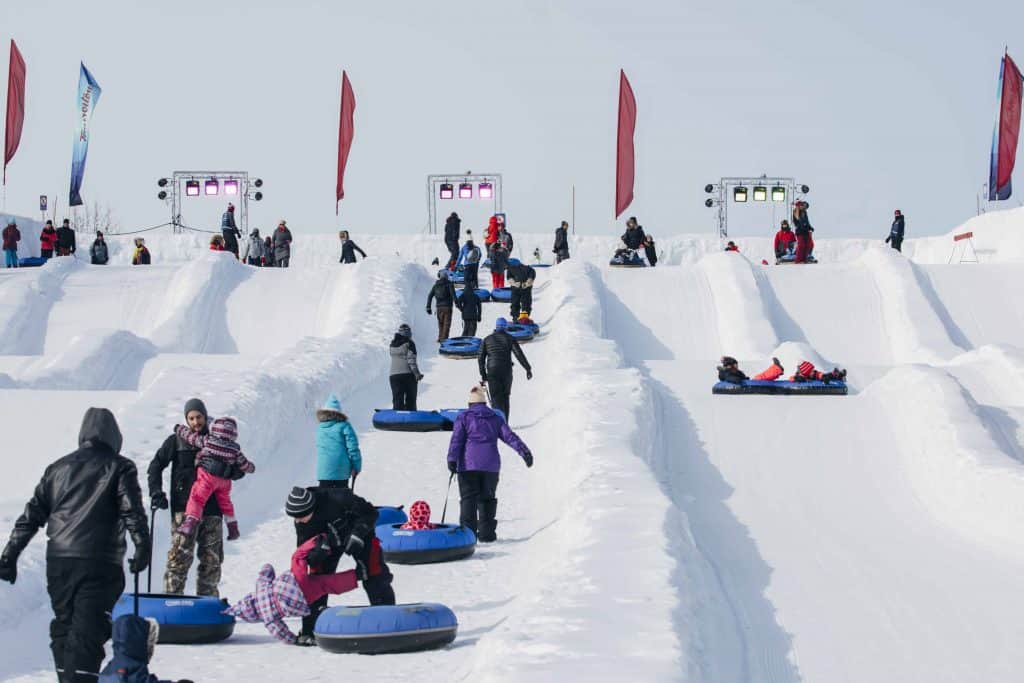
[1,208,1024,681]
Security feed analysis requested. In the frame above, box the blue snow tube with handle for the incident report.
[438,407,506,425]
[376,523,477,564]
[111,593,234,644]
[504,323,536,341]
[439,336,481,358]
[712,379,848,396]
[314,603,458,654]
[375,506,408,526]
[490,287,511,302]
[372,410,448,432]
[455,288,491,302]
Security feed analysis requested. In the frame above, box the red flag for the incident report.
[997,54,1023,192]
[336,70,356,214]
[615,69,637,219]
[4,40,26,185]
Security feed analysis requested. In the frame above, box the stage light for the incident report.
[204,179,219,195]
[185,180,200,197]
[478,182,493,199]
[157,178,169,187]
[253,192,263,201]
[224,180,239,195]
[733,186,748,202]
[771,186,786,202]
[704,184,714,193]
[705,198,714,208]
[157,190,168,200]
[458,183,473,199]
[753,186,767,202]
[439,183,454,200]
[253,178,263,188]
[800,184,810,194]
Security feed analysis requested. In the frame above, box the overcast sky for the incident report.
[1,0,1022,239]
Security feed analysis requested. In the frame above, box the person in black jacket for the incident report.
[147,398,225,597]
[286,486,395,643]
[621,217,646,251]
[886,209,905,252]
[0,408,150,683]
[444,212,461,268]
[56,218,76,256]
[553,221,570,263]
[456,286,482,337]
[479,317,533,420]
[221,204,241,258]
[426,270,457,342]
[338,230,367,263]
[506,261,536,320]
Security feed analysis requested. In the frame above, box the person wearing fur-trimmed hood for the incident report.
[316,394,362,488]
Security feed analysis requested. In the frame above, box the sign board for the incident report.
[39,195,47,212]
[953,231,974,242]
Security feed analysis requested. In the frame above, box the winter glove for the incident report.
[522,450,534,468]
[0,554,17,584]
[129,542,151,574]
[526,369,533,380]
[151,491,169,510]
[354,557,369,582]
[344,533,366,557]
[426,307,432,315]
[447,460,458,474]
[295,634,317,647]
[417,373,425,382]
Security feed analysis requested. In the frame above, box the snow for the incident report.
[1,221,1024,681]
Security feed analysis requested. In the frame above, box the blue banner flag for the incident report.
[68,62,101,207]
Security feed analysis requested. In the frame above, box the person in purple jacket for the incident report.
[446,386,534,542]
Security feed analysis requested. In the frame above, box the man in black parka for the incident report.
[479,317,533,421]
[0,408,150,683]
[444,212,461,268]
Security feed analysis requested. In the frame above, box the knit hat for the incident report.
[397,324,412,338]
[495,317,508,331]
[285,486,315,518]
[468,386,487,404]
[403,500,433,530]
[227,203,235,212]
[322,394,342,412]
[438,270,450,281]
[183,398,208,420]
[210,416,238,442]
[720,356,738,367]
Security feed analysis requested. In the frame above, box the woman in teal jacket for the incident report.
[316,395,362,488]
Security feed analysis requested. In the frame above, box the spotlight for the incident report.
[733,186,748,202]
[253,178,263,188]
[253,192,263,201]
[458,183,473,199]
[204,179,219,195]
[771,186,786,202]
[223,180,239,195]
[752,186,767,202]
[439,183,454,200]
[157,190,168,200]
[800,184,810,194]
[704,198,714,208]
[157,178,169,187]
[478,182,493,199]
[185,180,200,197]
[704,183,714,193]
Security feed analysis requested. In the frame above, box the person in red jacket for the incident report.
[792,360,846,383]
[774,220,796,260]
[2,219,20,268]
[724,241,739,252]
[485,216,500,247]
[39,221,59,259]
[209,235,225,251]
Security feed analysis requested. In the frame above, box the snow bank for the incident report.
[698,252,779,360]
[0,257,82,355]
[19,330,157,390]
[908,206,1024,264]
[865,365,1024,556]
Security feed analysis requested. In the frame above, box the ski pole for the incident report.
[440,472,455,524]
[147,503,158,593]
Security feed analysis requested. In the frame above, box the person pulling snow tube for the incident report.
[372,409,449,432]
[111,593,235,644]
[439,336,482,359]
[712,379,848,396]
[610,250,646,267]
[490,287,512,302]
[376,506,409,526]
[455,287,491,302]
[503,323,536,342]
[314,602,458,654]
[376,523,477,564]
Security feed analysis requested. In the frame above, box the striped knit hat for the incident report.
[210,417,238,442]
[797,361,815,377]
[285,487,315,518]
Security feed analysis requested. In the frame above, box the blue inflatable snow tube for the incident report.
[508,257,521,266]
[439,336,481,358]
[609,253,646,267]
[18,256,47,268]
[438,407,506,424]
[314,603,458,654]
[712,379,848,396]
[455,288,491,302]
[376,506,408,526]
[372,410,448,432]
[504,323,536,341]
[450,268,465,284]
[377,524,477,565]
[490,287,511,302]
[112,593,234,644]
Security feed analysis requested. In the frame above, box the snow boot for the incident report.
[477,500,498,543]
[772,357,784,372]
[175,515,199,538]
[226,520,240,541]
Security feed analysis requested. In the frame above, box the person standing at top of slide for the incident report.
[886,209,905,252]
[444,212,461,269]
[221,203,242,258]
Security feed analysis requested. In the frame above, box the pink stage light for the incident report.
[223,180,239,195]
[458,183,473,199]
[439,183,454,200]
[185,180,200,196]
[478,182,493,199]
[204,179,219,195]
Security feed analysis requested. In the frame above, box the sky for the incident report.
[0,0,1022,239]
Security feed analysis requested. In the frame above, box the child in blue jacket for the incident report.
[316,394,362,488]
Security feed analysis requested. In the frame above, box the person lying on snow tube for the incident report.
[791,360,847,383]
[717,356,786,383]
[224,534,359,645]
[400,500,437,530]
[99,614,194,683]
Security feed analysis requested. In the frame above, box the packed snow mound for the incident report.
[18,329,157,390]
[0,256,83,355]
[699,252,779,359]
[908,206,1024,263]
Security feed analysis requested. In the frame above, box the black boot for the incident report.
[478,500,498,542]
[459,497,479,535]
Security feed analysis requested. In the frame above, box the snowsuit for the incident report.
[316,395,362,484]
[132,246,151,265]
[887,215,905,252]
[553,226,570,263]
[456,287,482,337]
[644,238,658,267]
[489,241,509,289]
[400,500,436,530]
[507,263,536,319]
[220,211,241,257]
[176,418,254,528]
[444,215,461,267]
[447,403,531,540]
[791,361,845,383]
[293,485,394,636]
[774,228,796,259]
[242,233,265,266]
[3,224,20,267]
[1,408,149,683]
[717,365,749,384]
[457,242,482,290]
[99,615,180,683]
[389,334,422,410]
[91,239,109,265]
[339,238,366,264]
[224,537,358,644]
[56,225,77,255]
[793,208,813,263]
[753,364,784,381]
[427,277,457,342]
[479,330,532,420]
[273,226,292,267]
[41,227,58,259]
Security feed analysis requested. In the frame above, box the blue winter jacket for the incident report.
[99,615,172,683]
[316,395,362,481]
[456,242,481,268]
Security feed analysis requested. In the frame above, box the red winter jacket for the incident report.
[2,225,20,250]
[40,228,58,251]
[774,229,796,255]
[485,217,499,246]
